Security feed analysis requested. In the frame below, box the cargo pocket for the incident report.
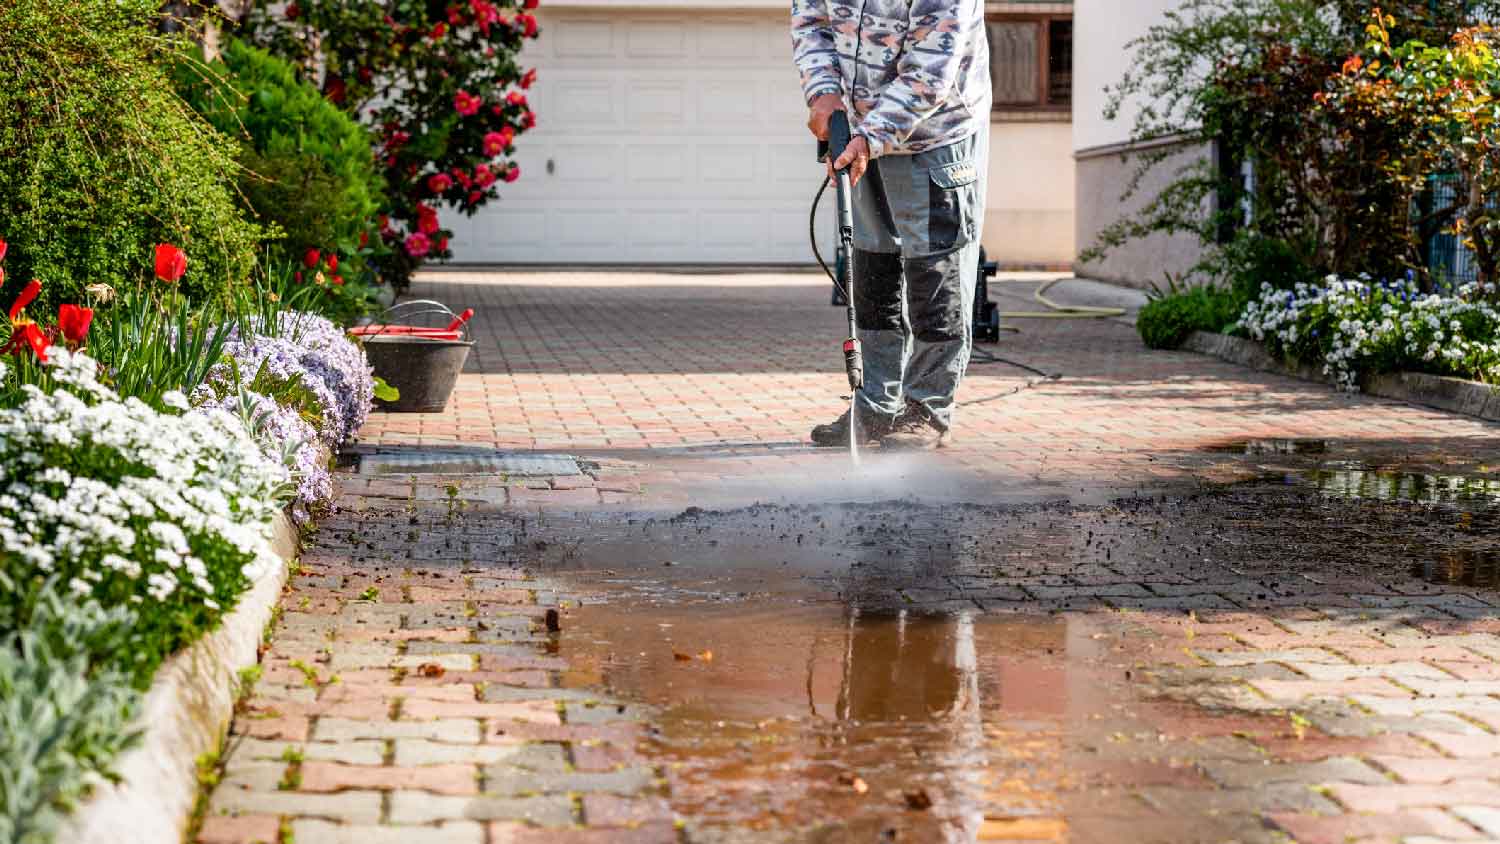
[925,161,979,255]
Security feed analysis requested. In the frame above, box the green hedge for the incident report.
[173,39,386,321]
[0,0,262,310]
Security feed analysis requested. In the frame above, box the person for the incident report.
[792,0,992,450]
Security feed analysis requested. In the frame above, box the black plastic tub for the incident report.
[363,335,473,413]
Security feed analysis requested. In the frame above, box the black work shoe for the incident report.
[810,407,891,448]
[880,410,950,451]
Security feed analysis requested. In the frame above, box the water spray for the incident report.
[811,111,863,466]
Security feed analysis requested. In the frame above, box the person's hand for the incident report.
[807,93,844,140]
[831,134,871,188]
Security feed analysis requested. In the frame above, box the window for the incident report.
[986,14,1072,115]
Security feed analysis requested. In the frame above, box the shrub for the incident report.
[172,38,386,318]
[0,349,289,687]
[0,0,262,310]
[237,0,541,286]
[1087,0,1500,289]
[0,590,141,844]
[1137,284,1245,350]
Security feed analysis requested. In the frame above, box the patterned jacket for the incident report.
[791,0,991,158]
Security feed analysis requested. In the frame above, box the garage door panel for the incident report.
[700,210,768,250]
[626,145,693,186]
[549,209,625,248]
[626,82,689,124]
[699,81,762,125]
[626,19,690,57]
[769,144,825,184]
[699,144,760,184]
[548,78,618,127]
[552,18,614,59]
[626,209,693,247]
[699,19,764,60]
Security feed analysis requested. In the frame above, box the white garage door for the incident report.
[447,8,836,265]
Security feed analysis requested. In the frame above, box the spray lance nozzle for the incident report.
[843,337,864,391]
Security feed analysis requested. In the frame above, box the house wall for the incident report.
[984,121,1075,266]
[1072,0,1204,289]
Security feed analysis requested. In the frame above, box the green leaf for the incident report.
[372,376,400,402]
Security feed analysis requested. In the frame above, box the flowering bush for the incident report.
[1238,277,1500,389]
[193,310,372,518]
[237,0,541,286]
[0,349,289,686]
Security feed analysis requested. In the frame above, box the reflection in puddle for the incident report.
[560,597,1077,843]
[1412,550,1500,588]
[1303,466,1500,504]
[1205,438,1328,455]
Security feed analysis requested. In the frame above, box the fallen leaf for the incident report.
[673,651,693,662]
[837,771,869,794]
[904,788,933,811]
[417,662,446,678]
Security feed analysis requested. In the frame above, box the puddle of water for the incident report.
[559,596,1081,843]
[499,475,1500,841]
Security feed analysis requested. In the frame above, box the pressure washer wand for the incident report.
[818,111,863,464]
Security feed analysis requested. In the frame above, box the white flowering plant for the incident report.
[0,348,290,686]
[1238,276,1500,390]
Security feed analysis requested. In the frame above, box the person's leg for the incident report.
[878,128,988,446]
[851,157,907,421]
[810,156,906,445]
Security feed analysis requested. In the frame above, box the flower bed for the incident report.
[1238,277,1500,390]
[0,241,376,841]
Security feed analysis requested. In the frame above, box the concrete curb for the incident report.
[1183,330,1500,423]
[62,510,300,844]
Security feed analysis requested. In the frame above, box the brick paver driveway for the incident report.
[198,272,1500,844]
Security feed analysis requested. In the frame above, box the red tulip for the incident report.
[5,323,48,362]
[4,279,47,363]
[154,243,188,283]
[304,248,322,268]
[58,304,93,344]
[327,254,339,273]
[331,275,345,286]
[8,279,39,322]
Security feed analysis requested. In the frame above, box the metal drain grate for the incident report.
[358,450,582,476]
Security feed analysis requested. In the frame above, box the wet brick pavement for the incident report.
[196,272,1500,844]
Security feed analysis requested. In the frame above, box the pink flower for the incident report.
[416,204,441,235]
[404,232,432,258]
[483,131,507,157]
[523,0,538,9]
[453,90,482,116]
[468,190,483,205]
[506,91,528,108]
[520,69,537,89]
[431,22,447,40]
[516,12,538,37]
[521,111,536,129]
[503,165,521,183]
[427,173,454,194]
[474,164,497,188]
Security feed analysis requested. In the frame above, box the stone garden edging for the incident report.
[60,509,301,844]
[1183,330,1500,423]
